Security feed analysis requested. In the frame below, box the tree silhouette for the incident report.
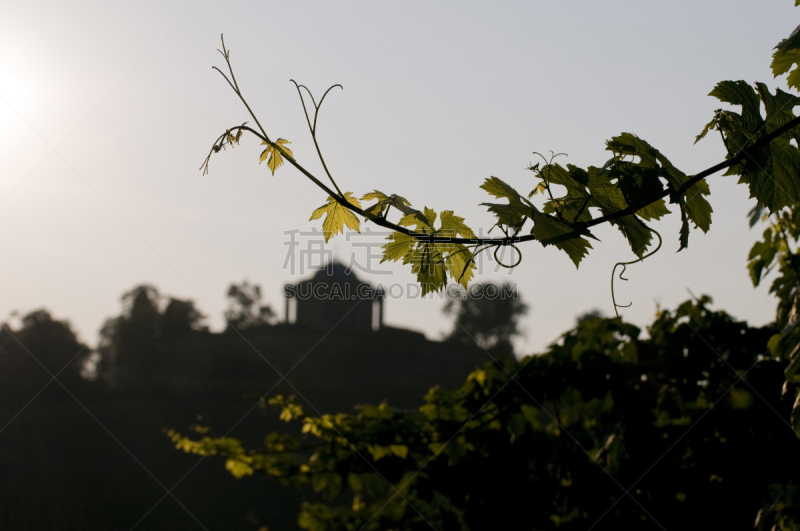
[224,281,276,331]
[98,285,161,384]
[443,283,527,357]
[161,297,206,342]
[0,309,88,402]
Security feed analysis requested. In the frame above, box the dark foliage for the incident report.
[173,297,800,530]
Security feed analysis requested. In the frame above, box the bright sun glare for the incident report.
[0,57,30,137]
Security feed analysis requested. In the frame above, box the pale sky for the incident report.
[0,0,797,355]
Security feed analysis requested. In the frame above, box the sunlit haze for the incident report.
[1,0,795,354]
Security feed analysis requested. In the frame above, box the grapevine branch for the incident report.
[202,35,800,250]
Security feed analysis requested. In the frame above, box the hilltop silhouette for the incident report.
[0,266,496,529]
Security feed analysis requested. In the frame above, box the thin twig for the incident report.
[289,80,344,197]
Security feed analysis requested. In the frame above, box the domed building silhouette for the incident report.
[283,262,384,335]
[276,262,486,411]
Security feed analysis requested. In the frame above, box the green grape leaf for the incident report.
[606,133,710,230]
[583,165,660,252]
[530,208,594,268]
[389,196,418,217]
[481,176,533,230]
[540,163,584,192]
[775,22,800,51]
[439,211,476,239]
[259,138,294,175]
[695,115,719,144]
[540,164,590,203]
[611,215,652,258]
[747,227,777,287]
[702,84,763,147]
[636,199,671,221]
[445,243,475,288]
[708,81,763,131]
[361,190,389,202]
[423,207,437,227]
[482,203,532,228]
[755,137,800,212]
[389,444,409,459]
[535,164,593,222]
[225,459,254,478]
[409,242,448,295]
[382,231,416,263]
[309,192,362,242]
[582,147,663,257]
[773,21,800,90]
[361,190,390,218]
[481,177,524,204]
[746,84,800,211]
[399,206,435,231]
[361,191,413,219]
[773,48,800,91]
[586,169,626,211]
[678,205,690,252]
[613,166,665,206]
[756,83,800,128]
[529,181,548,197]
[704,82,800,211]
[682,180,713,232]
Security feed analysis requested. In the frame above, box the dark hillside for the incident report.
[0,301,486,530]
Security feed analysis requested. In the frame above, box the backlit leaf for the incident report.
[530,208,594,268]
[389,445,409,459]
[225,459,254,478]
[611,215,652,258]
[481,177,524,204]
[534,163,593,223]
[382,231,415,263]
[708,81,762,130]
[446,243,475,288]
[260,138,294,175]
[361,190,389,203]
[636,199,670,222]
[399,207,435,231]
[361,191,413,219]
[409,242,448,295]
[678,206,690,252]
[606,133,711,231]
[773,21,800,90]
[439,211,476,239]
[703,82,800,212]
[481,203,531,228]
[309,192,362,242]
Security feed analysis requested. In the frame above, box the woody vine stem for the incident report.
[201,34,800,312]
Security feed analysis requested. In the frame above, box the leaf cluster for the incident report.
[697,81,800,212]
[480,135,713,265]
[747,206,800,403]
[380,205,477,295]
